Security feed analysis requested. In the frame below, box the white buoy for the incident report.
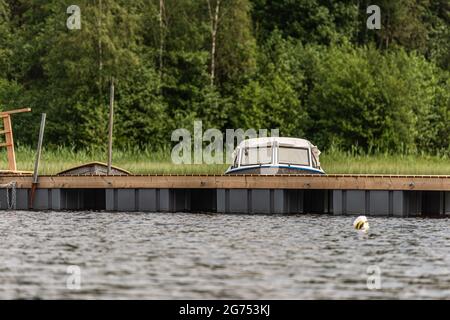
[353,215,369,231]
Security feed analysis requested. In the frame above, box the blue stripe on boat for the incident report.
[226,165,325,175]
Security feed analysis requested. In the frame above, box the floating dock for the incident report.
[0,175,449,216]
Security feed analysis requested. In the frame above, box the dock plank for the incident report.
[0,175,449,191]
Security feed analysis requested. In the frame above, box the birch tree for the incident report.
[206,0,221,86]
[159,0,166,80]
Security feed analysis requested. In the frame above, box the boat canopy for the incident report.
[229,137,323,173]
[235,137,312,149]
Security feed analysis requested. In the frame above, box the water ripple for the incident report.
[0,211,448,299]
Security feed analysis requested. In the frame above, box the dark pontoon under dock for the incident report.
[0,175,449,216]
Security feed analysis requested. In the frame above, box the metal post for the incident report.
[107,77,114,175]
[33,114,46,184]
[30,113,46,208]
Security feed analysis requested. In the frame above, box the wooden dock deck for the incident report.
[0,174,449,216]
[1,174,449,190]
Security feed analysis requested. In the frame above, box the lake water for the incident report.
[0,211,448,299]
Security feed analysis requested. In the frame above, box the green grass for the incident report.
[0,146,229,175]
[320,151,450,175]
[0,145,449,175]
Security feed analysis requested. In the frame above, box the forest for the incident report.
[0,0,449,157]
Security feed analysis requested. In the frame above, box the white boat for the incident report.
[225,137,325,175]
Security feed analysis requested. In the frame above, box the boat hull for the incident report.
[225,166,325,175]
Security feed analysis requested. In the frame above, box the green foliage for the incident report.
[235,32,308,136]
[114,66,169,149]
[0,0,447,160]
[251,0,359,44]
[303,43,448,153]
[215,0,257,86]
[0,0,12,75]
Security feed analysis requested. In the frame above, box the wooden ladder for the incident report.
[0,108,31,171]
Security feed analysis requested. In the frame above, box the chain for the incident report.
[0,181,17,210]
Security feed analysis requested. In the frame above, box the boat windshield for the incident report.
[278,147,310,166]
[240,146,272,166]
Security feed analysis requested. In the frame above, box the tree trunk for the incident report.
[159,0,165,81]
[207,0,221,87]
[98,0,103,94]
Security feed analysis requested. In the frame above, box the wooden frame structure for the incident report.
[0,108,31,172]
